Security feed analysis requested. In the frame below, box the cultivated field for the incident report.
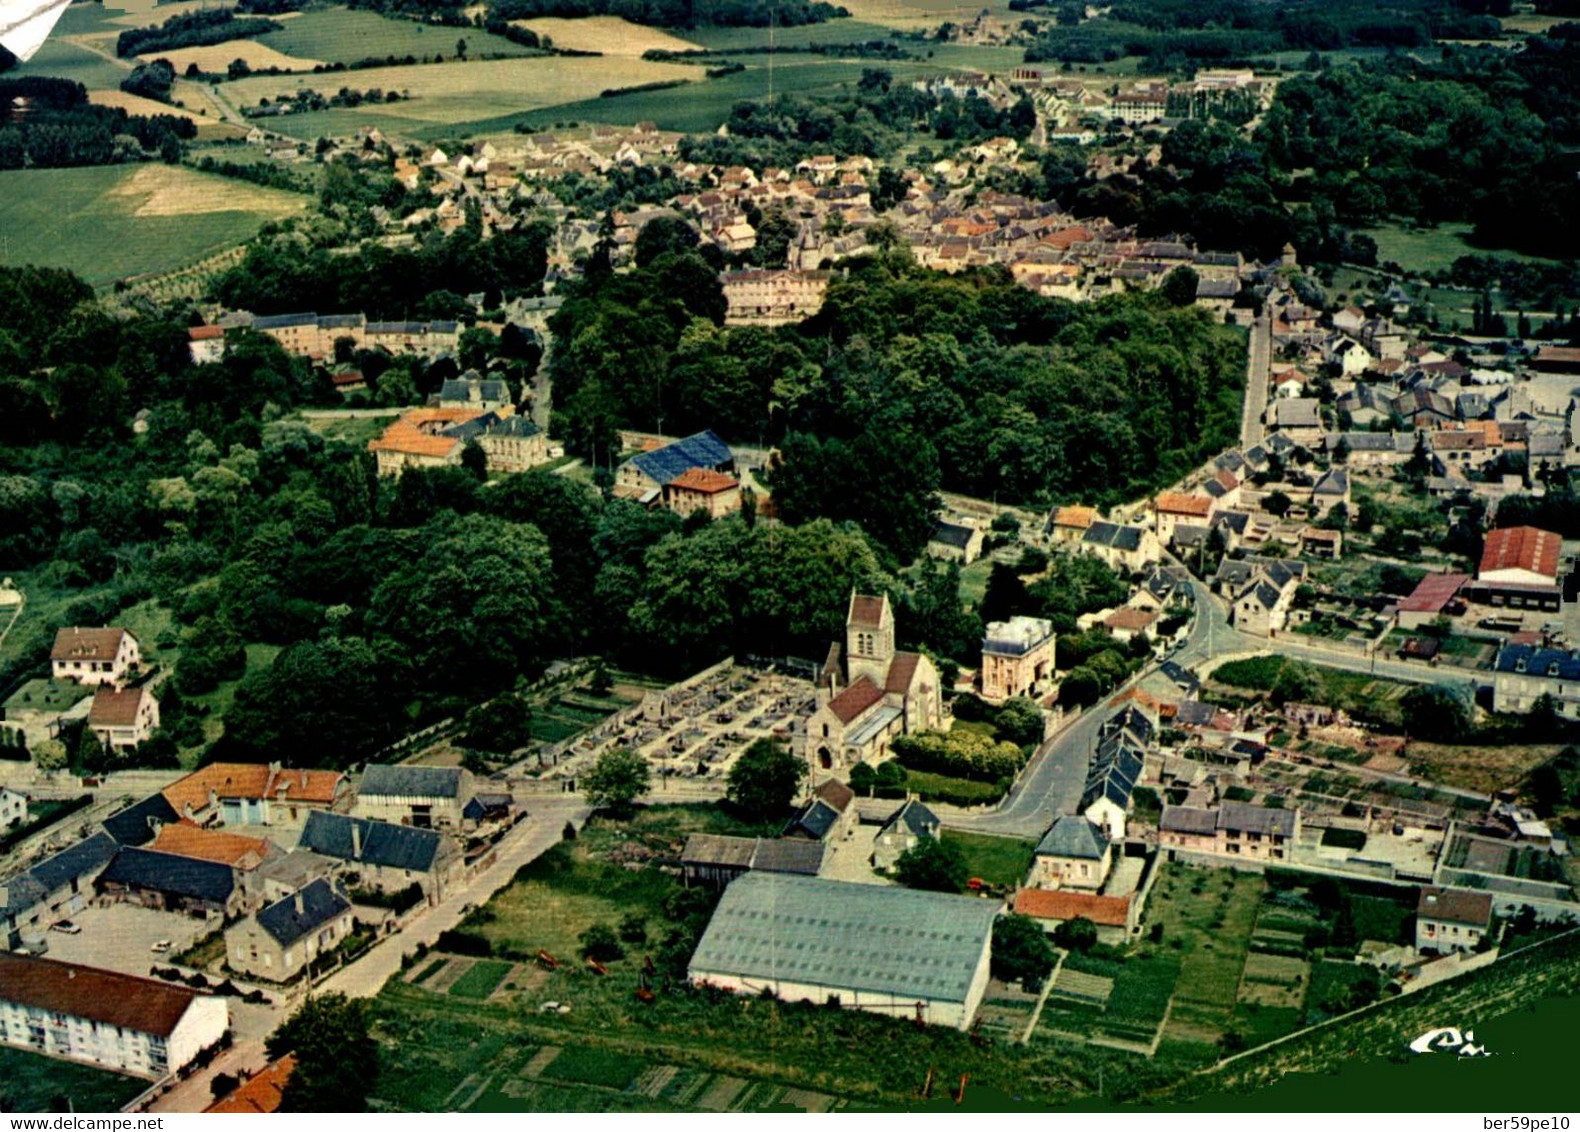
[515,15,702,55]
[0,1047,146,1113]
[260,8,541,66]
[87,88,246,139]
[7,37,131,89]
[835,0,1020,29]
[0,164,306,287]
[140,40,326,73]
[229,54,703,134]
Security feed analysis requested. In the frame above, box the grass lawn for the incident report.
[0,165,307,287]
[1361,221,1561,275]
[449,958,514,999]
[6,35,133,90]
[0,1045,146,1113]
[4,678,92,718]
[941,830,1033,888]
[305,413,402,448]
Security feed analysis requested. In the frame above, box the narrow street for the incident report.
[1240,311,1272,449]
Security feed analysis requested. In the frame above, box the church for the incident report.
[802,593,943,777]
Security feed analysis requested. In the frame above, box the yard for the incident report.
[0,1046,147,1114]
[371,803,1171,1111]
[940,830,1033,889]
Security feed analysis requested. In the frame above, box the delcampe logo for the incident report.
[1408,1026,1492,1057]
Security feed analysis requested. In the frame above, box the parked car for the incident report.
[150,939,172,954]
[50,920,81,935]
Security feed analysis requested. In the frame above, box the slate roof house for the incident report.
[355,764,474,830]
[927,517,985,564]
[102,793,181,846]
[1,832,119,948]
[1028,815,1111,891]
[1078,520,1160,574]
[688,873,999,1030]
[1158,801,1299,863]
[1491,644,1580,721]
[1078,704,1151,841]
[297,811,463,898]
[980,615,1056,704]
[872,799,940,870]
[97,847,244,917]
[0,953,229,1077]
[784,779,858,841]
[225,878,354,982]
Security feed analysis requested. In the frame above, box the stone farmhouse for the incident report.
[225,878,354,983]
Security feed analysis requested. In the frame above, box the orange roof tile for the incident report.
[1013,889,1130,928]
[366,408,484,458]
[150,824,272,869]
[88,686,150,728]
[206,1055,297,1114]
[828,675,883,725]
[1155,492,1213,518]
[163,763,273,815]
[668,468,738,494]
[1053,505,1097,530]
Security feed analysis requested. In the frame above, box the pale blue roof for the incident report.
[688,873,998,1004]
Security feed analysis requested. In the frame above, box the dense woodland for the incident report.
[0,77,196,168]
[0,252,1158,774]
[549,229,1245,558]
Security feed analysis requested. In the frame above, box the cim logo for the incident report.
[1408,1026,1492,1057]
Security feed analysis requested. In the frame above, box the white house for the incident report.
[87,686,160,749]
[1027,815,1111,891]
[0,953,229,1077]
[50,627,140,688]
[1414,886,1492,954]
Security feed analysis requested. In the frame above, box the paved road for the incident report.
[318,799,589,1000]
[1240,312,1271,449]
[942,708,1102,840]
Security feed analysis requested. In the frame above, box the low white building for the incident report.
[688,873,997,1030]
[50,627,140,688]
[0,953,228,1077]
[1414,886,1492,955]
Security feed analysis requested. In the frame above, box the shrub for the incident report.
[580,923,624,963]
[435,929,492,957]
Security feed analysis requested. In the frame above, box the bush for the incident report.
[618,913,648,945]
[434,929,492,957]
[891,729,1025,781]
[579,923,624,963]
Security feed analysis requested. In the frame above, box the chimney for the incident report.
[294,890,305,916]
[351,821,362,860]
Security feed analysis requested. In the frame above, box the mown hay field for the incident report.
[515,15,701,55]
[139,40,326,72]
[230,54,702,134]
[0,164,306,287]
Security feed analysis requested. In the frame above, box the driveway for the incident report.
[38,903,210,976]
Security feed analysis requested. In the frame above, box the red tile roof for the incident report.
[668,468,738,494]
[814,778,855,813]
[884,651,923,695]
[828,675,883,724]
[50,627,131,663]
[164,763,345,813]
[150,824,272,869]
[206,1055,296,1114]
[189,325,224,341]
[1155,492,1213,517]
[1479,526,1561,580]
[1105,608,1158,633]
[1013,889,1130,928]
[1052,505,1097,530]
[88,686,150,727]
[0,953,204,1037]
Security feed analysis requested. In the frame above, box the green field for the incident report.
[941,830,1033,888]
[449,959,514,999]
[6,37,132,90]
[261,8,541,65]
[1361,221,1561,275]
[0,1046,146,1114]
[680,19,903,49]
[0,165,308,287]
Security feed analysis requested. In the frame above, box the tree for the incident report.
[579,923,623,962]
[894,836,968,893]
[1401,684,1472,742]
[992,913,1058,989]
[1263,490,1292,517]
[725,738,805,821]
[32,739,67,773]
[460,438,487,480]
[1053,916,1098,953]
[994,697,1045,749]
[266,993,379,1112]
[1271,660,1320,706]
[581,747,650,814]
[463,692,533,754]
[1160,265,1200,307]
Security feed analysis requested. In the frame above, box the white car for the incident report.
[50,920,81,935]
[150,940,172,954]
